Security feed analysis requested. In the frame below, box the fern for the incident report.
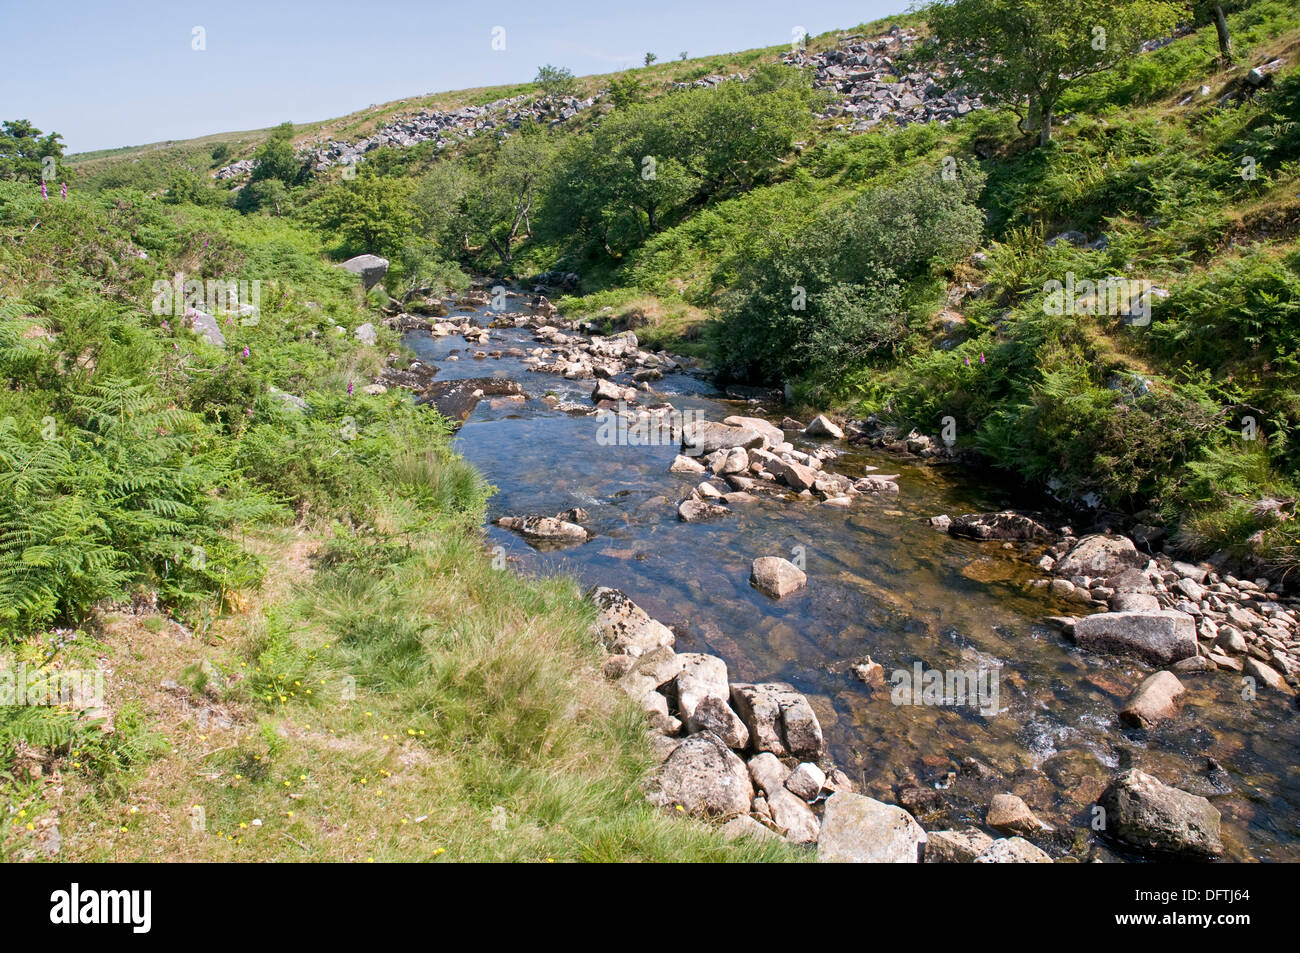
[0,376,278,637]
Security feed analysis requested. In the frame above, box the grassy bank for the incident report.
[0,182,795,861]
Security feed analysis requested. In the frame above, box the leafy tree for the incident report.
[468,133,555,266]
[395,239,469,299]
[413,160,473,255]
[233,177,290,215]
[534,64,579,101]
[311,175,416,256]
[164,169,226,207]
[608,74,646,109]
[542,71,813,257]
[0,119,65,182]
[644,52,658,67]
[249,121,305,186]
[713,164,986,381]
[1193,1,1246,64]
[924,0,1188,145]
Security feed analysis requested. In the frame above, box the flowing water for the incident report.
[407,303,1300,862]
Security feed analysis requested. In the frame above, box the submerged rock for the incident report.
[495,515,588,544]
[678,498,730,522]
[1119,670,1185,728]
[418,376,524,423]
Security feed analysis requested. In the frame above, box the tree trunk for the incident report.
[489,234,511,266]
[1024,93,1040,134]
[1213,5,1232,65]
[1038,106,1053,146]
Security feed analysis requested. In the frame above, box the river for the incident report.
[406,300,1300,862]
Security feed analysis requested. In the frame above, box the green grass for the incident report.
[0,170,800,862]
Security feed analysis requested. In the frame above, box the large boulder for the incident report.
[722,416,783,447]
[750,556,807,598]
[785,763,826,801]
[618,646,687,704]
[1056,534,1145,578]
[1072,611,1197,665]
[1119,670,1186,728]
[591,378,633,403]
[711,447,749,476]
[817,793,927,863]
[1243,657,1295,695]
[1097,769,1223,859]
[681,420,767,456]
[338,254,389,290]
[647,731,754,818]
[751,449,819,492]
[669,454,707,474]
[948,511,1053,542]
[729,683,824,758]
[804,414,844,439]
[721,814,780,842]
[590,588,675,658]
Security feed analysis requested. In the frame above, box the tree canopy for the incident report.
[0,119,65,182]
[924,0,1189,144]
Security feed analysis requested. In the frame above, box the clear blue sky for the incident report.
[2,0,910,154]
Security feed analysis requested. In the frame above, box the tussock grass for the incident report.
[13,519,800,862]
